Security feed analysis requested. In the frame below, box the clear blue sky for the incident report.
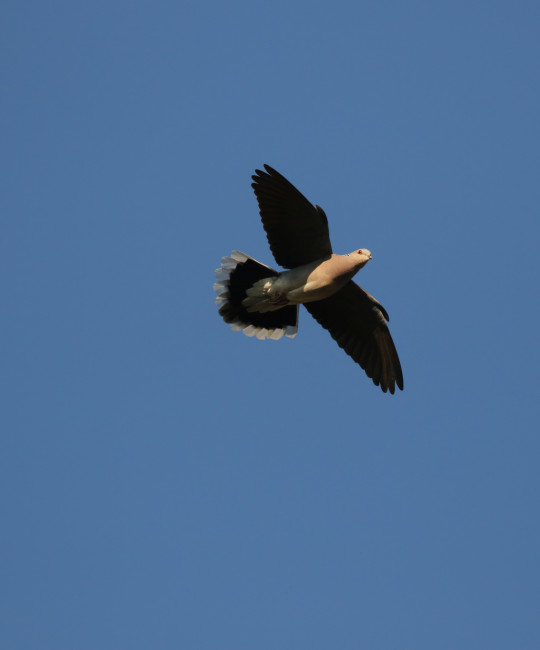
[2,2,539,648]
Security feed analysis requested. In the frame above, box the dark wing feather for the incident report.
[251,164,333,268]
[304,282,404,394]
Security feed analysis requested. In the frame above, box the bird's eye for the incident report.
[358,249,363,254]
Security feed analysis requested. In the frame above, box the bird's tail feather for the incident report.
[214,251,298,339]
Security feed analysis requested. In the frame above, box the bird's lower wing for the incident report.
[304,282,404,394]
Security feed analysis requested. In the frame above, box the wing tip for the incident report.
[379,373,404,394]
[252,164,277,181]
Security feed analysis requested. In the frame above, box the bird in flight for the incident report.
[214,165,403,394]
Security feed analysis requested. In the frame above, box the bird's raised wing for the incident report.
[251,165,333,269]
[304,281,404,394]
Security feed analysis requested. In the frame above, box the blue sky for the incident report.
[2,1,539,648]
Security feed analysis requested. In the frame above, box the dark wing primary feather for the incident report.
[304,282,404,394]
[251,164,333,269]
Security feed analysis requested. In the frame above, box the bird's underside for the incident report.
[214,164,403,394]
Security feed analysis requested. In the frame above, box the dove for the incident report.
[214,165,403,393]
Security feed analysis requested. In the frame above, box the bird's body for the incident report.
[214,165,403,393]
[243,251,372,312]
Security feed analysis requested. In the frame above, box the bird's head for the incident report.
[347,248,373,268]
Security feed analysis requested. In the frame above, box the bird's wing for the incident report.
[304,281,404,394]
[251,164,333,269]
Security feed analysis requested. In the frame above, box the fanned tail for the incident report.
[214,251,298,339]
